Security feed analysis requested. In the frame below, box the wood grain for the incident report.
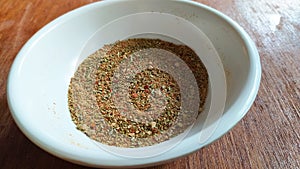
[0,0,299,168]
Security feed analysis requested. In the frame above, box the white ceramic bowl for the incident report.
[7,0,261,168]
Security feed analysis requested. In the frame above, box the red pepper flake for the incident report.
[131,93,138,98]
[90,122,96,129]
[130,128,136,133]
[144,85,149,89]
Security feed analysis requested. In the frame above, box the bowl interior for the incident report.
[74,11,226,158]
[7,0,260,167]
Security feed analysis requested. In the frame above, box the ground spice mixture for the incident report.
[68,38,208,147]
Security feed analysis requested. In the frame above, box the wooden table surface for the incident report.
[0,0,299,168]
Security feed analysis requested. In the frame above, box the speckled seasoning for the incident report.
[68,38,208,147]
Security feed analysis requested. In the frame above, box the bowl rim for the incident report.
[7,0,261,167]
